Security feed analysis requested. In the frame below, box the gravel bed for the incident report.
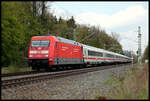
[2,64,132,100]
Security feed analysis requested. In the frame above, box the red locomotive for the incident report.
[27,35,84,70]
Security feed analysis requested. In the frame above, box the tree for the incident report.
[1,2,44,67]
[58,16,62,24]
[2,2,25,66]
[67,16,76,28]
[111,32,121,42]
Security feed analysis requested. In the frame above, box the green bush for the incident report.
[104,79,112,85]
[8,64,20,73]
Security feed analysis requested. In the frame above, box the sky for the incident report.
[47,1,149,55]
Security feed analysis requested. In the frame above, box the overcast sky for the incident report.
[47,1,149,54]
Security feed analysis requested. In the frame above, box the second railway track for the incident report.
[1,70,47,77]
[2,63,131,89]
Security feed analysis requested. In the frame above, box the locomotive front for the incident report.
[27,36,57,70]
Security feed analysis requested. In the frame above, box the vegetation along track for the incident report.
[2,63,131,89]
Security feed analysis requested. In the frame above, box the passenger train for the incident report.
[27,34,132,70]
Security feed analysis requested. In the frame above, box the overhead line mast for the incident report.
[138,26,142,67]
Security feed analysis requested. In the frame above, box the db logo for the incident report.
[38,47,41,50]
[37,51,41,53]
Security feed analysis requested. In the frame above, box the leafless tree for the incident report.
[111,32,121,42]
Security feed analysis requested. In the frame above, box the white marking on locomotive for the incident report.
[62,46,68,51]
[41,51,48,53]
[74,48,79,52]
[38,47,41,50]
[30,51,38,54]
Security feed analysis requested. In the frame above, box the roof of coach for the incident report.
[82,44,131,59]
[57,36,80,46]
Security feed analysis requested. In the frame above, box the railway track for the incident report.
[1,70,47,77]
[2,63,131,89]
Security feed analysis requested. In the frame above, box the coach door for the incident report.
[83,48,87,57]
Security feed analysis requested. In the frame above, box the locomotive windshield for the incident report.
[31,40,50,47]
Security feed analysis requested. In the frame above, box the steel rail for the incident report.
[1,70,47,77]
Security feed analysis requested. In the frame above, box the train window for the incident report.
[88,50,103,57]
[88,50,94,56]
[31,40,50,47]
[97,52,103,57]
[31,40,40,47]
[40,40,50,47]
[106,54,114,58]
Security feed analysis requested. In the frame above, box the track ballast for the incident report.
[2,63,131,89]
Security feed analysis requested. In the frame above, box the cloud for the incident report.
[50,5,72,20]
[75,5,148,29]
[50,5,148,29]
[119,30,138,52]
[119,28,148,54]
[50,4,148,53]
[74,5,148,53]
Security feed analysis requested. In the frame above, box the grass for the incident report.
[104,72,124,85]
[2,64,32,74]
[104,79,112,85]
[97,63,149,99]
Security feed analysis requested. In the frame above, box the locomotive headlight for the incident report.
[49,58,53,61]
[41,51,48,54]
[29,55,33,57]
[44,55,48,57]
[30,51,37,54]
